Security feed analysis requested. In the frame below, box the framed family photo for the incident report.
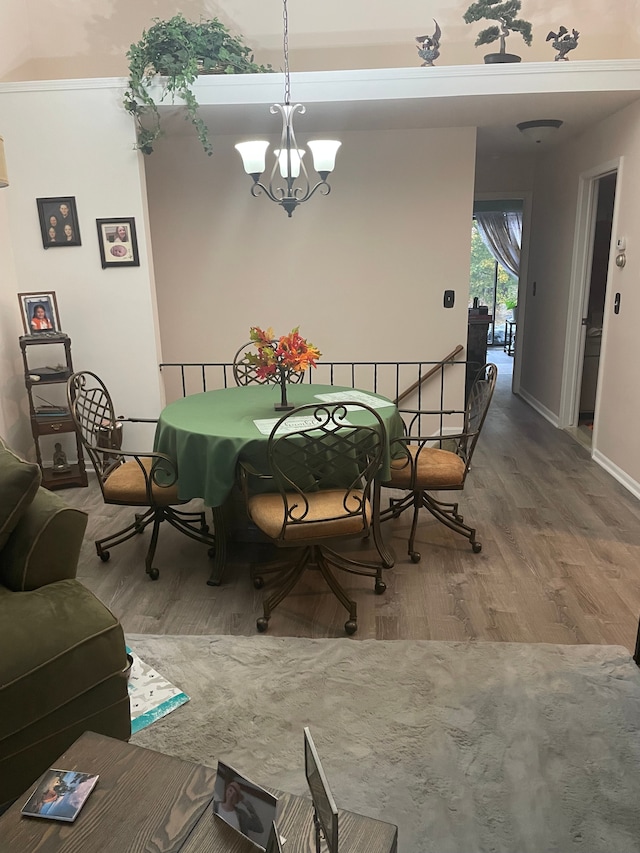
[96,217,140,268]
[37,197,81,248]
[17,291,61,335]
[212,761,278,852]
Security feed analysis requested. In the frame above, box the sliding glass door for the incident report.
[469,204,521,346]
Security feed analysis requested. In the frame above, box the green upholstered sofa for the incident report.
[0,437,131,809]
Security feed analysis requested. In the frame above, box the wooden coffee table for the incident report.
[0,732,398,852]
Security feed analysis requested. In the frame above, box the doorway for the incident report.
[469,200,523,347]
[575,172,617,446]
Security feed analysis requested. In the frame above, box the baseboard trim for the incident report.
[592,450,640,501]
[516,388,560,428]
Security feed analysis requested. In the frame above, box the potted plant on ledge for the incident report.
[124,14,272,156]
[463,0,532,64]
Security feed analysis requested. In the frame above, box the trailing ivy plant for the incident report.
[463,0,532,56]
[124,14,272,156]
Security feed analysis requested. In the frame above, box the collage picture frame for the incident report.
[96,217,140,268]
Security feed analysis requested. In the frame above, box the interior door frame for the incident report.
[558,157,622,432]
[473,191,532,395]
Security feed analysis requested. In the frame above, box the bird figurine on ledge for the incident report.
[416,20,442,66]
[546,26,580,61]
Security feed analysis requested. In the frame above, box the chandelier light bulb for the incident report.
[307,140,342,178]
[235,141,270,178]
[274,148,305,179]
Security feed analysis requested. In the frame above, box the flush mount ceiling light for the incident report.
[235,0,341,217]
[516,119,563,144]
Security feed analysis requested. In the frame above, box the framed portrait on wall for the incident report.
[36,197,81,248]
[17,291,61,334]
[96,217,140,268]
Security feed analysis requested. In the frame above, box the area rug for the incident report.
[126,635,640,853]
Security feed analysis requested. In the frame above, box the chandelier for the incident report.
[235,0,341,217]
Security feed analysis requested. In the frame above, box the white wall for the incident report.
[144,124,477,400]
[0,80,162,458]
[521,99,640,489]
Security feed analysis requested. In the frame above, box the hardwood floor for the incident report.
[64,350,640,648]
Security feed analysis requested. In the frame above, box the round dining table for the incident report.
[154,383,403,583]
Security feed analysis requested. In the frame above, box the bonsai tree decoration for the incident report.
[463,0,532,64]
[124,14,271,156]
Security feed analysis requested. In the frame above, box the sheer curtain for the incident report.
[475,211,522,279]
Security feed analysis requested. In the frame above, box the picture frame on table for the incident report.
[17,291,61,335]
[212,760,278,851]
[304,727,339,853]
[36,196,81,248]
[21,768,99,822]
[96,217,140,268]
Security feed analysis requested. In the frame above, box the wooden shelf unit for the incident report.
[19,333,88,490]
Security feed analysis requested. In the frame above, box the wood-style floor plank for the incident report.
[62,350,640,650]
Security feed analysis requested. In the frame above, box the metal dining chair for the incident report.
[67,370,216,580]
[239,401,391,635]
[380,363,498,562]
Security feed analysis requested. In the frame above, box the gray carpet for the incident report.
[127,635,640,853]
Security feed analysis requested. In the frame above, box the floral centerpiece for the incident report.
[247,326,321,410]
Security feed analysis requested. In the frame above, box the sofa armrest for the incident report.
[0,488,88,591]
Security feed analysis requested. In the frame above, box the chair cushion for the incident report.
[0,438,42,550]
[385,445,466,489]
[248,489,370,541]
[103,458,180,506]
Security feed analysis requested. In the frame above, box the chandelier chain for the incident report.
[283,0,290,105]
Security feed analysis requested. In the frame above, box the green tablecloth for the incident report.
[154,384,404,507]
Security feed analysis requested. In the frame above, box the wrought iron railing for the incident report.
[159,346,470,437]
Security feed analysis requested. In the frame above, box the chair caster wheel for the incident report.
[375,579,386,594]
[99,551,110,563]
[253,577,264,589]
[410,551,421,563]
[200,523,210,534]
[345,620,358,635]
[472,542,482,553]
[455,514,464,524]
[257,617,269,632]
[147,567,160,580]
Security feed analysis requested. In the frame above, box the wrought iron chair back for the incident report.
[267,402,385,539]
[232,341,306,387]
[400,362,497,478]
[67,371,123,481]
[460,363,498,468]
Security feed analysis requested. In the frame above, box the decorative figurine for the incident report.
[463,0,532,64]
[52,442,71,474]
[546,26,580,61]
[416,20,442,66]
